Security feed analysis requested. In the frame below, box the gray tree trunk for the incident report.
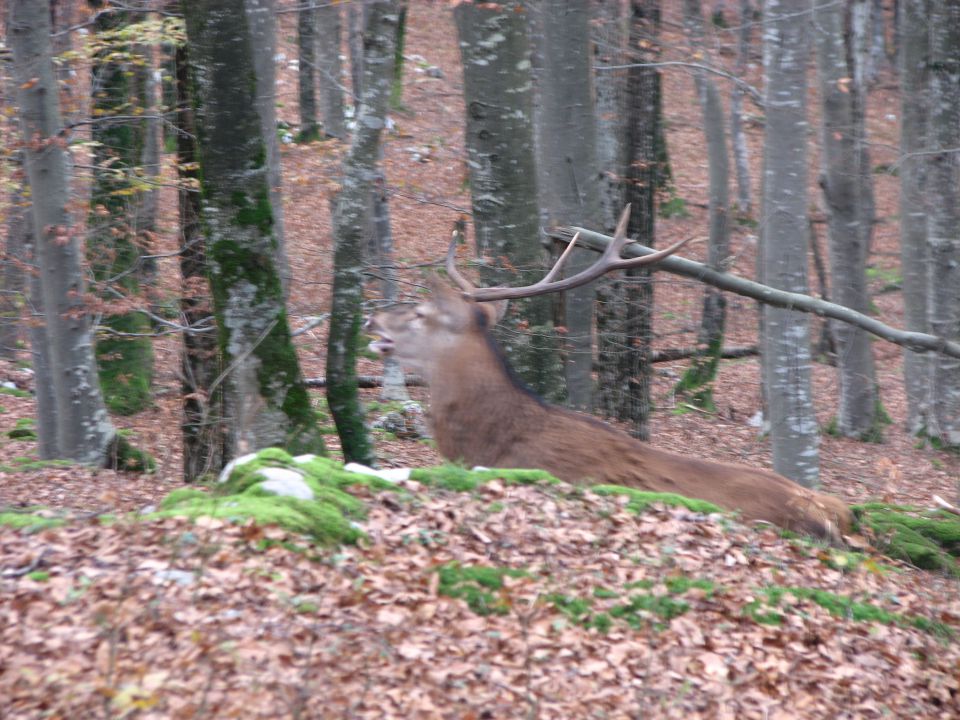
[317,1,347,139]
[176,42,226,482]
[899,0,931,434]
[244,0,290,298]
[87,10,154,417]
[592,0,630,419]
[327,0,398,464]
[136,38,161,294]
[454,0,563,402]
[759,0,819,487]
[0,153,27,360]
[10,0,117,465]
[926,0,960,447]
[535,0,602,409]
[813,0,882,440]
[297,0,321,142]
[369,164,408,402]
[183,0,326,459]
[676,0,731,411]
[730,0,753,216]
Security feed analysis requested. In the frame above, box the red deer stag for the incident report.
[366,207,853,541]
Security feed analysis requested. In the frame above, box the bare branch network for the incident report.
[550,226,960,360]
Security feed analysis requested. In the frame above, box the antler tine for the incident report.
[540,231,580,285]
[452,206,691,303]
[445,223,477,294]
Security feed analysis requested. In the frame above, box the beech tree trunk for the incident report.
[244,0,290,298]
[676,0,731,412]
[11,0,117,465]
[297,0,321,142]
[534,0,601,410]
[176,42,226,482]
[87,8,154,417]
[317,2,347,139]
[813,0,882,440]
[899,0,931,434]
[327,0,398,464]
[730,0,753,216]
[759,0,819,487]
[183,0,326,459]
[454,0,563,402]
[926,0,960,447]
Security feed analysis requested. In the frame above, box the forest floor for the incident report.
[1,2,959,718]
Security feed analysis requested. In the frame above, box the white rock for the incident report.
[258,467,314,500]
[293,454,318,464]
[344,462,409,484]
[217,452,259,483]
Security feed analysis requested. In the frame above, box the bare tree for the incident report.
[183,0,326,459]
[533,0,601,409]
[899,0,931,434]
[759,0,819,487]
[327,0,399,464]
[675,0,731,411]
[454,0,562,401]
[813,0,882,440]
[297,0,321,141]
[926,0,960,447]
[10,0,120,466]
[317,1,347,139]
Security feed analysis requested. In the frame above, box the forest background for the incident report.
[1,1,960,717]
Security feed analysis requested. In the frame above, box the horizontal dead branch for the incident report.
[550,226,960,360]
[306,375,426,389]
[651,345,758,363]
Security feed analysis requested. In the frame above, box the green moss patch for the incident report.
[854,502,960,576]
[411,464,558,492]
[7,418,37,441]
[590,485,723,515]
[0,510,66,532]
[744,585,953,639]
[435,562,530,616]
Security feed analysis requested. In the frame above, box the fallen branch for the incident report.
[306,374,426,389]
[551,226,960,360]
[651,345,757,363]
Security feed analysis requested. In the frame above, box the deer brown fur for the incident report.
[366,281,853,542]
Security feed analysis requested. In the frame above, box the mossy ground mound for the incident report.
[152,449,400,545]
[853,502,960,576]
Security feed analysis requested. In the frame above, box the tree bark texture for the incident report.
[676,0,731,412]
[534,0,602,410]
[244,0,290,297]
[176,41,226,482]
[898,0,931,434]
[454,0,563,402]
[730,0,753,216]
[317,1,347,139]
[926,0,960,446]
[183,0,326,459]
[760,0,819,487]
[87,10,154,416]
[297,0,321,142]
[813,0,881,440]
[10,0,117,465]
[327,0,398,465]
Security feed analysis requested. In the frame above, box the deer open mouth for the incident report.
[366,331,394,357]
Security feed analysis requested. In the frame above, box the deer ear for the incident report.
[478,300,509,327]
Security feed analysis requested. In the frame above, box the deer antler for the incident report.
[445,205,692,302]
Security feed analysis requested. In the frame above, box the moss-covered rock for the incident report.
[152,449,403,545]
